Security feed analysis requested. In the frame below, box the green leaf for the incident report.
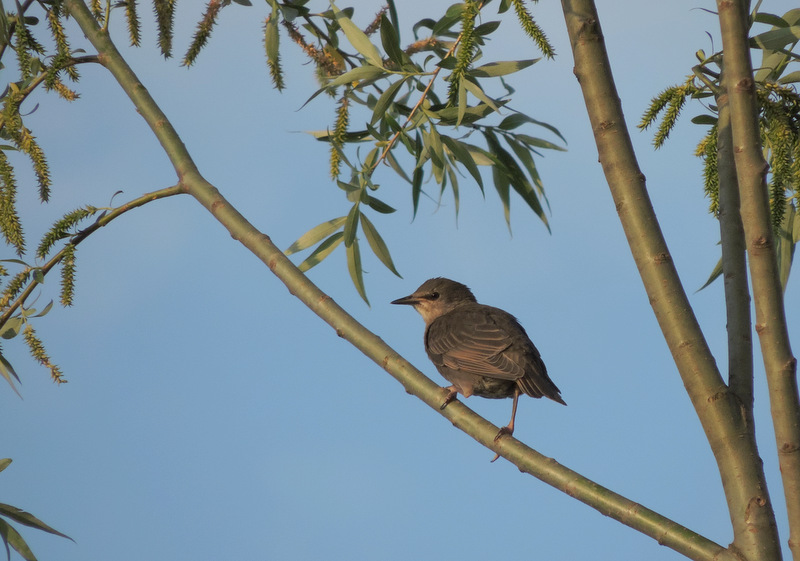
[0,318,23,340]
[343,203,361,247]
[298,232,344,272]
[776,201,796,293]
[441,135,483,191]
[486,131,549,230]
[462,142,494,165]
[360,213,401,277]
[412,166,423,218]
[498,112,567,143]
[474,21,501,36]
[505,135,547,202]
[435,100,508,126]
[31,301,53,319]
[0,519,36,561]
[307,129,373,143]
[371,78,407,126]
[491,160,511,230]
[515,134,567,152]
[750,26,800,51]
[386,151,412,184]
[302,66,385,108]
[365,195,396,214]
[331,2,384,68]
[470,59,539,77]
[691,114,718,125]
[0,504,72,540]
[779,70,800,84]
[698,257,723,291]
[0,459,11,474]
[285,217,347,255]
[753,12,789,27]
[379,13,405,66]
[346,239,369,304]
[461,78,500,113]
[0,351,21,397]
[456,80,467,126]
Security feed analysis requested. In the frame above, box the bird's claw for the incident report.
[440,388,459,410]
[490,426,514,463]
[494,425,513,442]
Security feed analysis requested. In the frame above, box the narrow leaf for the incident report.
[462,78,500,113]
[0,519,36,561]
[371,78,407,126]
[470,58,538,77]
[343,204,361,247]
[346,239,369,304]
[0,352,21,397]
[379,13,405,66]
[412,166,423,218]
[365,195,396,214]
[285,217,347,255]
[515,134,567,152]
[301,66,385,108]
[0,504,72,540]
[750,26,800,51]
[331,2,384,68]
[298,232,344,272]
[360,213,401,276]
[698,257,723,291]
[441,136,483,191]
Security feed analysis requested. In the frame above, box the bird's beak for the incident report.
[391,294,419,306]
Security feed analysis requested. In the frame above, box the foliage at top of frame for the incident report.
[639,7,800,292]
[258,0,565,303]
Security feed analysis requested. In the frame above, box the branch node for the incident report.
[653,252,672,265]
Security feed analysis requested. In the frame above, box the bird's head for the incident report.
[391,277,477,323]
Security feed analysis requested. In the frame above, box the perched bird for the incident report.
[392,277,565,447]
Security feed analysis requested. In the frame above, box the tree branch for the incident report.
[715,93,753,409]
[0,185,183,326]
[716,1,800,558]
[560,0,781,559]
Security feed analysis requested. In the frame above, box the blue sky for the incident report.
[2,1,799,560]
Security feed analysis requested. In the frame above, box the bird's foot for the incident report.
[490,426,514,463]
[440,387,459,410]
[494,425,514,442]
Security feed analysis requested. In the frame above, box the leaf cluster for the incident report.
[1,2,86,259]
[259,1,563,302]
[39,1,562,305]
[0,458,72,561]
[639,7,800,290]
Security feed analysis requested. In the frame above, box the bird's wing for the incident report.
[425,307,528,381]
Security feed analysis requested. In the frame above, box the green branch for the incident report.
[715,95,753,409]
[560,0,781,559]
[716,1,800,558]
[0,185,183,327]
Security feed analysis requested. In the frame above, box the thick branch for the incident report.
[61,1,739,559]
[715,96,753,408]
[716,1,800,558]
[560,0,781,559]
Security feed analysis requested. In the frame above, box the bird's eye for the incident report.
[429,291,440,300]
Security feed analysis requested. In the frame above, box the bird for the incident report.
[391,277,565,453]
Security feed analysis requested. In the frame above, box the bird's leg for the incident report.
[491,388,520,462]
[494,388,520,441]
[440,386,459,410]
